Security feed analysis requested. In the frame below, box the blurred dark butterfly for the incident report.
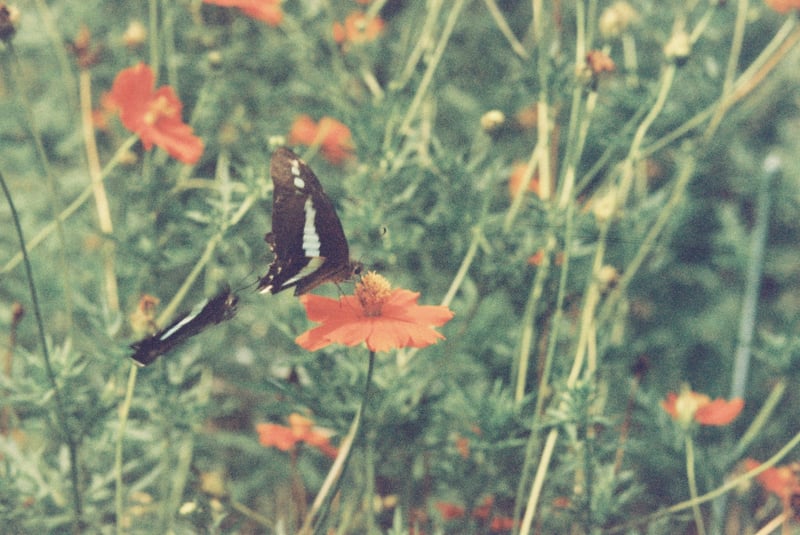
[258,147,362,295]
[129,287,239,366]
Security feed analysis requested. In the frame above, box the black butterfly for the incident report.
[129,287,239,366]
[258,147,362,295]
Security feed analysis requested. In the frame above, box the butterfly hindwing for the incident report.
[129,287,239,366]
[258,147,361,295]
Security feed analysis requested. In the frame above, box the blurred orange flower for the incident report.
[765,0,800,13]
[661,388,744,427]
[508,161,540,199]
[107,63,203,164]
[203,0,283,26]
[744,458,800,521]
[586,50,615,75]
[295,272,454,352]
[256,413,337,458]
[288,114,355,165]
[435,501,466,520]
[332,11,385,47]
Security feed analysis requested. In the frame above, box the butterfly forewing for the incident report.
[258,147,361,295]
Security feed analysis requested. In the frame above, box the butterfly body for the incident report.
[259,147,361,295]
[129,288,239,366]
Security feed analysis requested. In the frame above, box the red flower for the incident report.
[107,63,203,164]
[288,114,355,165]
[435,501,466,520]
[256,413,337,458]
[332,11,385,47]
[765,0,800,13]
[203,0,283,26]
[661,387,744,427]
[472,495,494,520]
[295,272,454,352]
[489,515,515,532]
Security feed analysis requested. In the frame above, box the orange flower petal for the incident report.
[256,423,297,451]
[435,501,466,520]
[288,114,319,146]
[694,397,744,426]
[204,0,284,26]
[108,63,203,164]
[765,0,800,14]
[295,286,454,352]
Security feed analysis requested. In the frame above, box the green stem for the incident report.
[304,350,376,535]
[4,42,74,329]
[396,0,466,135]
[2,135,138,275]
[685,435,706,535]
[0,170,83,532]
[115,364,139,535]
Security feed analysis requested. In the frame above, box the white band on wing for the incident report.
[302,197,321,257]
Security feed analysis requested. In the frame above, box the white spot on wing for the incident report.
[302,198,321,257]
[291,159,304,189]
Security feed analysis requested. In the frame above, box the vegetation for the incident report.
[2,1,800,533]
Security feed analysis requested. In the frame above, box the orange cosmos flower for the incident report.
[256,413,338,458]
[744,459,800,521]
[661,387,744,427]
[203,0,283,26]
[332,11,385,47]
[288,114,355,165]
[765,0,800,13]
[107,63,203,164]
[295,272,454,352]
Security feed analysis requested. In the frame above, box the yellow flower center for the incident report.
[143,95,176,126]
[356,271,392,317]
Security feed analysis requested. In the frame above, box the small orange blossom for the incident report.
[765,0,800,13]
[256,413,337,458]
[295,272,454,352]
[661,387,744,427]
[107,63,203,164]
[288,114,355,165]
[332,11,385,47]
[203,0,283,26]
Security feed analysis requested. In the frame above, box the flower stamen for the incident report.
[356,271,392,317]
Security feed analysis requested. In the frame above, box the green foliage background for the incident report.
[1,0,800,533]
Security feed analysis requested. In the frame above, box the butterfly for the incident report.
[129,287,239,366]
[258,147,362,295]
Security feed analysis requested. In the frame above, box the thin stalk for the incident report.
[115,364,138,535]
[79,68,119,312]
[2,135,138,275]
[397,0,466,135]
[730,156,777,398]
[513,235,554,402]
[606,428,800,533]
[685,436,707,535]
[4,42,74,328]
[302,350,377,535]
[705,0,749,137]
[513,204,575,534]
[483,0,529,58]
[0,170,83,532]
